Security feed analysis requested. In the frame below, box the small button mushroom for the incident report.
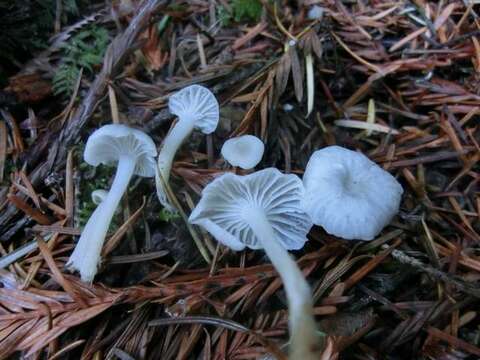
[220,135,264,170]
[303,145,403,240]
[91,189,122,215]
[91,189,108,205]
[189,168,322,360]
[156,85,219,211]
[68,124,157,283]
[307,5,324,20]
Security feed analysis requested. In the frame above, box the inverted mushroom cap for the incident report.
[189,168,312,251]
[168,85,219,134]
[84,124,157,177]
[303,146,403,241]
[221,135,265,169]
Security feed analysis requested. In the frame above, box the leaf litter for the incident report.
[0,0,479,359]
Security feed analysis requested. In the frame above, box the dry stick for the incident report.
[54,0,62,34]
[0,121,7,183]
[32,225,81,236]
[0,0,169,233]
[331,32,382,74]
[12,184,66,217]
[47,339,86,360]
[38,301,57,357]
[18,171,42,209]
[65,150,74,227]
[383,245,480,298]
[36,236,87,308]
[0,235,54,269]
[428,326,480,357]
[7,194,52,225]
[22,227,65,289]
[102,197,147,256]
[108,84,120,124]
[106,250,169,264]
[1,109,25,153]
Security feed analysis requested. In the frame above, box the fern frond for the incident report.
[52,64,80,96]
[53,25,109,97]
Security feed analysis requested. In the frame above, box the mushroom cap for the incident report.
[168,85,219,134]
[189,168,312,251]
[303,146,403,241]
[84,124,157,177]
[91,189,108,205]
[307,5,324,20]
[221,135,265,169]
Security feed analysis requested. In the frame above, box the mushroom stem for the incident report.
[68,155,136,282]
[245,210,321,360]
[155,119,195,209]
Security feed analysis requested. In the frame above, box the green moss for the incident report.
[1,159,17,186]
[77,163,113,227]
[232,0,262,23]
[158,208,181,223]
[218,6,232,26]
[167,3,187,12]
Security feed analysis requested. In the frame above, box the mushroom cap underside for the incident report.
[189,168,312,250]
[84,124,157,177]
[168,84,219,134]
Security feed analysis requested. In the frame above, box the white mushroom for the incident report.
[220,135,264,170]
[91,189,108,205]
[303,145,403,240]
[189,168,321,360]
[307,5,324,20]
[156,85,219,211]
[68,124,157,282]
